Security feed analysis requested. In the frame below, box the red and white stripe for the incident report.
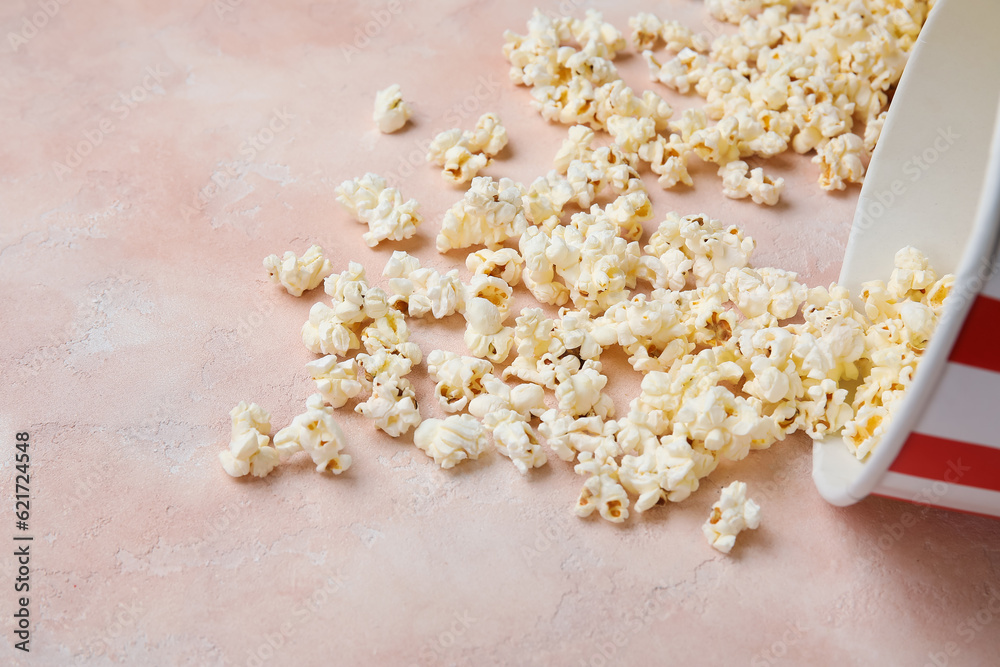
[876,272,1000,517]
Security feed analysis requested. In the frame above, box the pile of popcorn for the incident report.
[221,2,945,554]
[504,0,933,203]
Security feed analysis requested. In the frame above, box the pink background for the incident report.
[2,0,999,665]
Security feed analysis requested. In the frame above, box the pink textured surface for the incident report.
[2,1,999,665]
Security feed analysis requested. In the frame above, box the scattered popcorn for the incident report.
[230,6,943,542]
[702,481,761,554]
[274,394,352,474]
[336,173,422,247]
[263,245,332,297]
[413,414,489,469]
[373,84,412,134]
[219,401,279,478]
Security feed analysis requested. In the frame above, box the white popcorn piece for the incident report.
[725,266,806,320]
[427,113,508,184]
[812,133,866,191]
[643,213,755,289]
[702,481,761,554]
[413,415,489,469]
[606,114,655,154]
[463,297,514,362]
[301,302,360,356]
[554,364,615,419]
[466,274,514,320]
[539,410,619,463]
[355,375,421,437]
[638,134,693,189]
[360,310,423,365]
[336,173,422,247]
[466,248,524,286]
[485,409,548,474]
[324,262,370,323]
[718,160,785,206]
[645,48,709,94]
[373,84,412,134]
[382,251,466,319]
[426,349,494,413]
[574,451,629,523]
[305,356,370,408]
[273,394,352,474]
[263,245,332,297]
[437,177,528,252]
[219,401,279,478]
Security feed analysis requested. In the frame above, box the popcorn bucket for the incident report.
[811,0,1000,517]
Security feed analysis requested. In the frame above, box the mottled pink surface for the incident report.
[2,1,999,665]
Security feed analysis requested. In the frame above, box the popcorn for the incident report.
[466,248,524,286]
[219,401,279,478]
[383,251,466,319]
[437,177,528,252]
[629,13,665,52]
[468,375,547,422]
[301,303,360,356]
[554,363,615,419]
[426,349,494,413]
[574,451,629,523]
[485,410,547,474]
[725,266,807,320]
[812,133,866,191]
[355,375,421,437]
[539,410,619,462]
[373,84,412,133]
[606,114,655,154]
[360,310,422,365]
[305,356,370,408]
[413,415,488,469]
[638,134,693,189]
[336,173,422,247]
[466,274,514,319]
[645,48,709,94]
[427,113,508,184]
[463,297,514,362]
[702,481,761,554]
[718,160,785,206]
[263,245,332,297]
[273,394,352,474]
[642,213,755,289]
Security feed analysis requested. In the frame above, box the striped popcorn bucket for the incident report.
[812,0,1000,517]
